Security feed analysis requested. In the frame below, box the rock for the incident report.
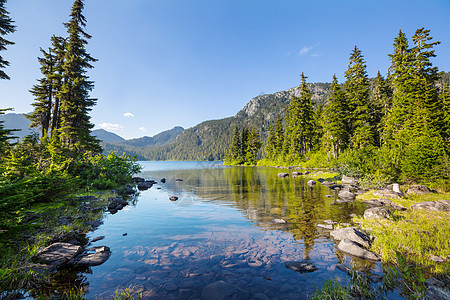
[393,183,401,193]
[426,277,445,288]
[108,197,128,211]
[137,181,153,190]
[161,178,166,183]
[425,285,450,300]
[407,185,431,194]
[364,199,406,211]
[364,207,391,219]
[277,173,289,178]
[292,171,301,177]
[342,175,358,184]
[303,171,310,175]
[317,224,333,230]
[325,194,334,198]
[338,190,355,201]
[120,186,136,195]
[122,233,127,236]
[430,255,445,263]
[91,236,105,243]
[337,239,380,261]
[132,177,145,183]
[77,246,111,267]
[201,281,248,300]
[317,178,325,183]
[284,261,317,273]
[321,181,335,186]
[33,243,83,267]
[176,179,184,182]
[307,180,316,186]
[169,196,179,201]
[19,264,56,276]
[373,190,402,198]
[411,201,450,212]
[273,219,286,224]
[330,227,372,249]
[323,220,337,225]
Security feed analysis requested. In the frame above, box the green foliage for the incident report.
[0,0,15,80]
[311,278,352,300]
[225,126,262,165]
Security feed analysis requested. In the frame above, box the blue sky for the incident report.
[1,0,450,139]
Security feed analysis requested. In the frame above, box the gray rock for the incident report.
[108,197,128,211]
[323,220,337,225]
[393,183,401,193]
[169,196,179,201]
[33,243,82,267]
[77,246,111,267]
[329,184,344,190]
[137,181,153,190]
[407,185,431,194]
[425,285,450,300]
[91,236,105,243]
[284,261,317,273]
[317,224,333,230]
[430,255,445,263]
[337,239,380,261]
[277,173,289,178]
[411,201,450,212]
[342,175,359,184]
[303,171,310,175]
[201,280,248,300]
[307,180,316,186]
[85,219,103,228]
[292,172,301,177]
[132,177,145,183]
[321,181,335,186]
[273,219,286,224]
[364,207,391,219]
[330,227,372,248]
[338,190,355,201]
[161,178,166,183]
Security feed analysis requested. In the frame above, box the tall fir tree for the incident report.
[245,127,262,164]
[0,0,15,80]
[284,73,315,159]
[265,123,276,159]
[273,114,284,157]
[227,126,242,163]
[58,0,100,153]
[440,84,450,143]
[344,46,374,148]
[322,75,348,158]
[370,71,392,145]
[240,126,249,160]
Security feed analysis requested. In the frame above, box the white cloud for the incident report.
[139,127,147,132]
[123,112,134,117]
[310,53,320,57]
[99,122,124,131]
[299,46,313,56]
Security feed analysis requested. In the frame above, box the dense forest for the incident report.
[0,0,139,224]
[226,28,450,187]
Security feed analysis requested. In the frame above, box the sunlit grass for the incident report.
[311,278,352,300]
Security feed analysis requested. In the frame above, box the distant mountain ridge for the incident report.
[0,113,36,139]
[92,129,125,143]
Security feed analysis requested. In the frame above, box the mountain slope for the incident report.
[92,129,125,142]
[0,113,36,139]
[112,83,332,161]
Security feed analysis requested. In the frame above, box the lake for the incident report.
[67,161,384,299]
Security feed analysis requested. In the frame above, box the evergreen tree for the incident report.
[344,46,374,148]
[227,126,241,162]
[323,75,348,158]
[273,114,284,157]
[240,126,249,159]
[370,71,392,145]
[265,123,276,159]
[440,84,450,143]
[58,0,100,153]
[245,127,262,164]
[284,73,314,159]
[0,108,17,155]
[0,0,15,80]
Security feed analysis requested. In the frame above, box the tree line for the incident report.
[225,126,262,165]
[0,0,140,225]
[260,28,448,185]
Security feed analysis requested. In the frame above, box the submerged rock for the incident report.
[201,280,249,300]
[284,261,317,273]
[169,196,179,201]
[33,243,82,267]
[337,239,380,261]
[338,190,355,201]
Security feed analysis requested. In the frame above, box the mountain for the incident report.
[102,126,185,158]
[105,83,332,161]
[92,129,125,143]
[0,113,36,139]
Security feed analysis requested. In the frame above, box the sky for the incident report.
[1,0,450,139]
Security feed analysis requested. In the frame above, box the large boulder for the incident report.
[407,185,431,195]
[363,199,406,211]
[338,190,356,201]
[76,246,111,267]
[330,227,372,248]
[364,207,391,219]
[108,197,128,211]
[337,239,380,261]
[411,201,450,212]
[342,175,359,185]
[137,181,153,190]
[277,173,289,178]
[284,261,317,273]
[33,243,82,267]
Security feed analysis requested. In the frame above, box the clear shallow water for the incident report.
[72,162,384,299]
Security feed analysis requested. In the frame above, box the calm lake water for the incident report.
[64,161,386,299]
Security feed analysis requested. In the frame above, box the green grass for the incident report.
[311,278,352,300]
[355,190,450,274]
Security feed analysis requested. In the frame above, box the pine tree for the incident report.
[0,0,15,80]
[273,114,284,157]
[265,123,276,159]
[0,108,17,155]
[440,84,450,143]
[58,0,100,153]
[323,75,348,158]
[245,127,262,164]
[284,73,315,159]
[240,126,249,160]
[344,46,374,148]
[370,71,392,145]
[227,126,241,163]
